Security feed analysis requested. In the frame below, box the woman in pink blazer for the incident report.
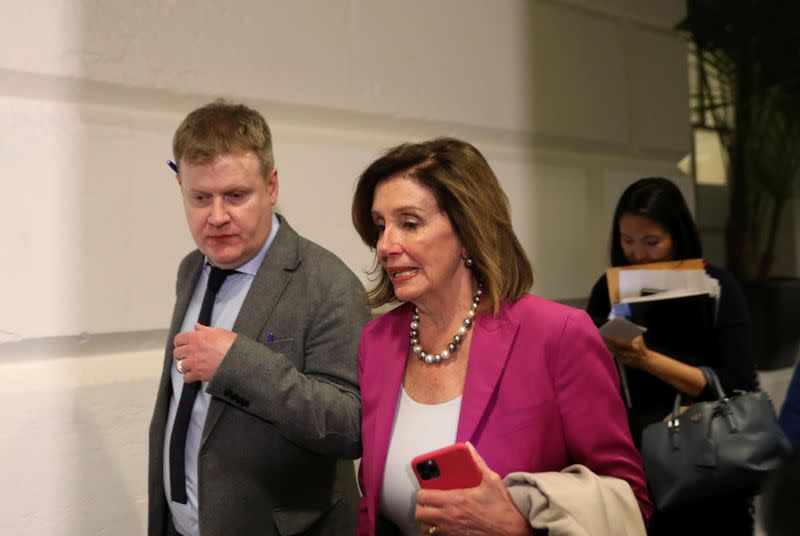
[351,138,651,536]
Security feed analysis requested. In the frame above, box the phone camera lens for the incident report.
[416,459,440,480]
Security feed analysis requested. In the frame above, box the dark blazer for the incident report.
[148,216,371,536]
[779,364,800,447]
[356,295,652,535]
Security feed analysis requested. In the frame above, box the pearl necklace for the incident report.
[409,287,482,364]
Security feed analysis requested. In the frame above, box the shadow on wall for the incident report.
[71,378,151,535]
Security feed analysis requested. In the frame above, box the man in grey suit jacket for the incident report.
[149,100,370,536]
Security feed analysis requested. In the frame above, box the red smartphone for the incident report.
[411,443,482,490]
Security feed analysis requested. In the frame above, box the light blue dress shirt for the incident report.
[163,214,279,536]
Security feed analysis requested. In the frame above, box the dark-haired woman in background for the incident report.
[586,177,758,535]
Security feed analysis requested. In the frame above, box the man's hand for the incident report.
[173,323,237,382]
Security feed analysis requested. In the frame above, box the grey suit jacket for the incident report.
[148,215,370,536]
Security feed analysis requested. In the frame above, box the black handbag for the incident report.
[641,366,790,511]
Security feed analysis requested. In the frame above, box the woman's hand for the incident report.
[604,335,652,370]
[415,443,533,536]
[606,335,707,396]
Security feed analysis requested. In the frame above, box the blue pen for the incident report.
[267,332,274,343]
[167,160,178,173]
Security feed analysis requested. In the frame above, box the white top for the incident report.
[379,386,463,535]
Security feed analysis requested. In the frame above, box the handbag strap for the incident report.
[698,366,728,401]
[672,366,729,409]
[668,366,738,443]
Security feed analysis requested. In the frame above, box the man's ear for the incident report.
[267,168,279,204]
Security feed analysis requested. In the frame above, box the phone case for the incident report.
[411,443,482,490]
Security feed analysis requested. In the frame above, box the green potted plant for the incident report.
[676,0,800,369]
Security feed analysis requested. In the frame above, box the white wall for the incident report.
[0,1,689,533]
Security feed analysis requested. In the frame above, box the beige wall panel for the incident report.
[349,0,532,130]
[0,97,188,339]
[628,26,691,155]
[0,1,533,133]
[555,0,685,29]
[529,2,629,147]
[0,347,159,535]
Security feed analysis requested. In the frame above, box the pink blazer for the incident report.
[356,294,652,535]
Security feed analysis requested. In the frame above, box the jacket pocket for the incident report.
[272,494,342,535]
[265,338,298,364]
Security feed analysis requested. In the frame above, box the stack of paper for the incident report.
[604,258,706,305]
[599,259,720,408]
[618,269,719,303]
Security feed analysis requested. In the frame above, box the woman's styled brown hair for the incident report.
[352,137,533,313]
[172,99,275,178]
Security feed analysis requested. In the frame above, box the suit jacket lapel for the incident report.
[457,305,518,443]
[231,218,298,339]
[153,251,204,443]
[161,252,204,383]
[367,307,411,526]
[202,217,299,447]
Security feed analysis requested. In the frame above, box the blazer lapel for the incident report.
[230,219,298,340]
[367,308,411,527]
[154,252,204,433]
[201,218,299,447]
[457,306,519,443]
[161,253,204,384]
